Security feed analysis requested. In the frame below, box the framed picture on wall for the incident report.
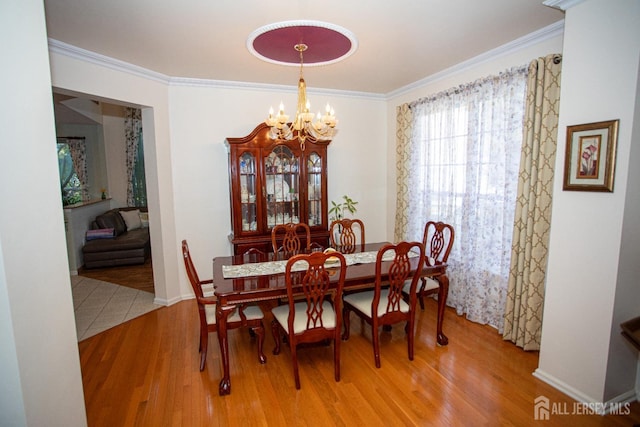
[563,119,619,192]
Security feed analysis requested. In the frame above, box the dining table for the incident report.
[212,241,449,396]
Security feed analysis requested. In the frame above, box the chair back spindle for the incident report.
[329,218,365,254]
[271,222,311,256]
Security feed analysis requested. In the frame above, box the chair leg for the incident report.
[291,341,301,389]
[342,307,351,340]
[271,319,282,355]
[334,334,341,383]
[418,278,426,310]
[407,319,415,361]
[199,329,208,372]
[253,323,267,364]
[372,324,381,368]
[418,291,425,310]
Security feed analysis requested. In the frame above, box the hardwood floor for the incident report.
[78,258,154,294]
[78,298,640,426]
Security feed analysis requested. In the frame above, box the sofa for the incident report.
[82,207,150,268]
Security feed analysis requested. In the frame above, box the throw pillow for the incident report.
[96,211,126,236]
[120,209,142,231]
[85,228,115,240]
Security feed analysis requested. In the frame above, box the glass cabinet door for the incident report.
[264,146,299,228]
[307,152,322,226]
[239,152,257,231]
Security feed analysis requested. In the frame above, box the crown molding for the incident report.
[49,18,564,103]
[169,77,384,100]
[543,0,586,11]
[48,39,170,84]
[385,20,565,100]
[48,38,382,101]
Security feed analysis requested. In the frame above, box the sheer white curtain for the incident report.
[395,66,527,330]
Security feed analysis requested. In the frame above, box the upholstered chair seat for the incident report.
[205,304,264,325]
[272,300,336,334]
[343,289,410,318]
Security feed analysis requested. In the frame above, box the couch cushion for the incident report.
[95,210,126,236]
[120,209,142,231]
[82,228,149,253]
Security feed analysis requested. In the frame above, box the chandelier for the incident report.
[265,43,338,150]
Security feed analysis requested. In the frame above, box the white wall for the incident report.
[64,199,112,273]
[536,0,640,405]
[385,23,564,239]
[50,50,177,304]
[101,103,128,206]
[0,0,87,425]
[168,84,386,295]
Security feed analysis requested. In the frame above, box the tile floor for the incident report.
[71,275,162,341]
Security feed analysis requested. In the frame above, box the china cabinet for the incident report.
[225,123,331,255]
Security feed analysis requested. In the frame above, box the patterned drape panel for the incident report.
[395,66,527,330]
[394,103,413,242]
[125,107,142,207]
[65,138,88,201]
[503,54,562,350]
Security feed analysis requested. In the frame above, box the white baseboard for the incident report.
[153,294,192,306]
[533,368,638,414]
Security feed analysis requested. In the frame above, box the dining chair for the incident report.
[404,221,455,310]
[242,246,268,263]
[329,218,365,254]
[271,250,347,389]
[271,222,311,256]
[342,241,425,368]
[181,240,266,371]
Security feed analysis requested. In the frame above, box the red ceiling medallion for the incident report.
[247,20,357,67]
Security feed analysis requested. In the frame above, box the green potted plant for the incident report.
[328,195,358,248]
[328,195,358,222]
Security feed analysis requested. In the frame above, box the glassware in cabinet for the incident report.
[265,145,299,227]
[239,152,257,230]
[307,153,322,226]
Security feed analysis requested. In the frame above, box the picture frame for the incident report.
[563,119,619,192]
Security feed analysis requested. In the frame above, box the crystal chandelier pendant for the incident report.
[265,43,338,150]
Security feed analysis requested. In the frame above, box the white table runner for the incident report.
[222,250,421,279]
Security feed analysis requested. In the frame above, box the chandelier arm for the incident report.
[266,42,337,150]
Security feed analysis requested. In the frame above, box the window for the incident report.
[396,65,527,329]
[57,142,82,206]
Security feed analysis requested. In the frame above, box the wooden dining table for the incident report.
[212,242,449,396]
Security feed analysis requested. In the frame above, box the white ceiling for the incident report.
[43,0,564,95]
